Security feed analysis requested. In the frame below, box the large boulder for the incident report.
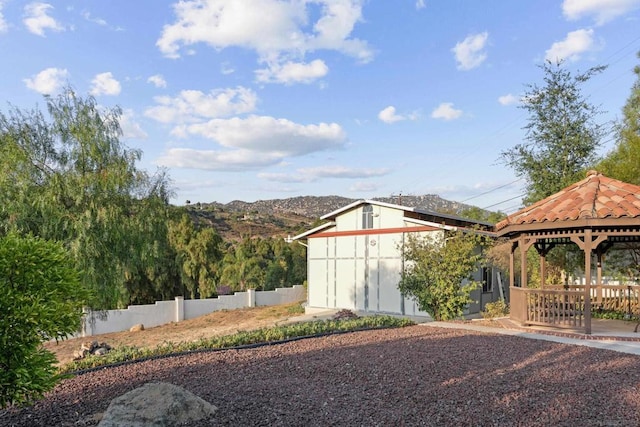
[98,382,217,426]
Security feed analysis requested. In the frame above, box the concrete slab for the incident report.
[423,320,640,356]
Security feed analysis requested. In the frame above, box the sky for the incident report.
[1,0,640,213]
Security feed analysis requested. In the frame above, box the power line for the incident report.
[482,193,525,210]
[459,177,523,203]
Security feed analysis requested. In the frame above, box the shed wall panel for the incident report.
[308,259,328,308]
[336,259,355,309]
[378,258,403,313]
[355,258,367,310]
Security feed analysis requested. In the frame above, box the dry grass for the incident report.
[44,302,305,366]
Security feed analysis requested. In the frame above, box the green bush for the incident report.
[592,308,636,321]
[0,234,90,408]
[481,300,510,319]
[61,315,414,374]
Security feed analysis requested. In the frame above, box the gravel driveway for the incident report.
[2,325,640,426]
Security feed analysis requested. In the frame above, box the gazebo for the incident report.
[495,170,640,334]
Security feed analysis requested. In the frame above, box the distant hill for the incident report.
[197,194,472,220]
[187,194,479,241]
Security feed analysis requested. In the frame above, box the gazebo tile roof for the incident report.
[495,171,640,231]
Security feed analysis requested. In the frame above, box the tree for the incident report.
[168,213,223,298]
[599,51,640,185]
[0,234,90,408]
[398,229,483,321]
[217,236,307,292]
[458,206,506,224]
[0,88,173,308]
[501,61,607,204]
[597,52,640,279]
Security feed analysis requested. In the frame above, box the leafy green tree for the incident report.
[168,213,223,298]
[501,61,607,204]
[458,206,506,224]
[598,52,640,278]
[0,88,172,308]
[218,236,306,291]
[398,229,483,320]
[599,51,640,184]
[0,234,90,408]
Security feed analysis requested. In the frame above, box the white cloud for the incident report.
[350,181,380,192]
[255,59,329,84]
[82,11,107,27]
[157,148,283,171]
[0,2,8,33]
[158,115,346,172]
[179,115,346,155]
[120,109,148,140]
[378,106,404,123]
[90,72,121,96]
[301,166,389,179]
[145,87,257,124]
[563,0,640,25]
[452,32,488,71]
[147,74,167,88]
[23,2,64,36]
[431,102,463,121]
[498,93,520,106]
[156,0,373,84]
[415,0,426,10]
[259,166,390,183]
[221,62,235,75]
[377,106,419,123]
[23,67,68,94]
[545,29,596,63]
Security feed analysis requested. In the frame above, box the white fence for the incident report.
[81,285,306,337]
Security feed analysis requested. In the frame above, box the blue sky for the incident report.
[1,1,640,213]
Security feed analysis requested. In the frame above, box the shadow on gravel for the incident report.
[2,325,639,426]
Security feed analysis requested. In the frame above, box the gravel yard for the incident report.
[2,325,640,426]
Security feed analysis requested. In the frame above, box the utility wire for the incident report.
[459,177,523,203]
[482,193,525,210]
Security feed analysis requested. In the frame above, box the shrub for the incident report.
[61,315,414,373]
[0,234,90,408]
[481,300,510,319]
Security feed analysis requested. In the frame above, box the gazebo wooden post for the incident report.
[509,241,517,288]
[583,231,593,335]
[519,235,528,288]
[596,250,603,307]
[540,250,546,288]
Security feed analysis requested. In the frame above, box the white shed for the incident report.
[293,200,501,319]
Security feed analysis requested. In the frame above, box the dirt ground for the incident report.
[43,302,306,366]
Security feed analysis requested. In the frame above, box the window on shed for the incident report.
[362,204,373,229]
[482,267,493,293]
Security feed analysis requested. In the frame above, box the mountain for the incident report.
[197,194,471,220]
[187,194,479,241]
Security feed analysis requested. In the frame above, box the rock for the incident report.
[93,347,108,356]
[74,341,112,360]
[129,323,145,332]
[98,382,217,427]
[81,341,98,352]
[333,309,358,320]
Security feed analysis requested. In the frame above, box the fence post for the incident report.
[81,306,89,338]
[175,296,184,322]
[247,288,256,307]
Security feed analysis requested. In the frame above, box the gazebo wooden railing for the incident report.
[511,284,640,328]
[511,287,585,328]
[546,284,640,313]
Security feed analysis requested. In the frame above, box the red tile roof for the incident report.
[495,171,640,232]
